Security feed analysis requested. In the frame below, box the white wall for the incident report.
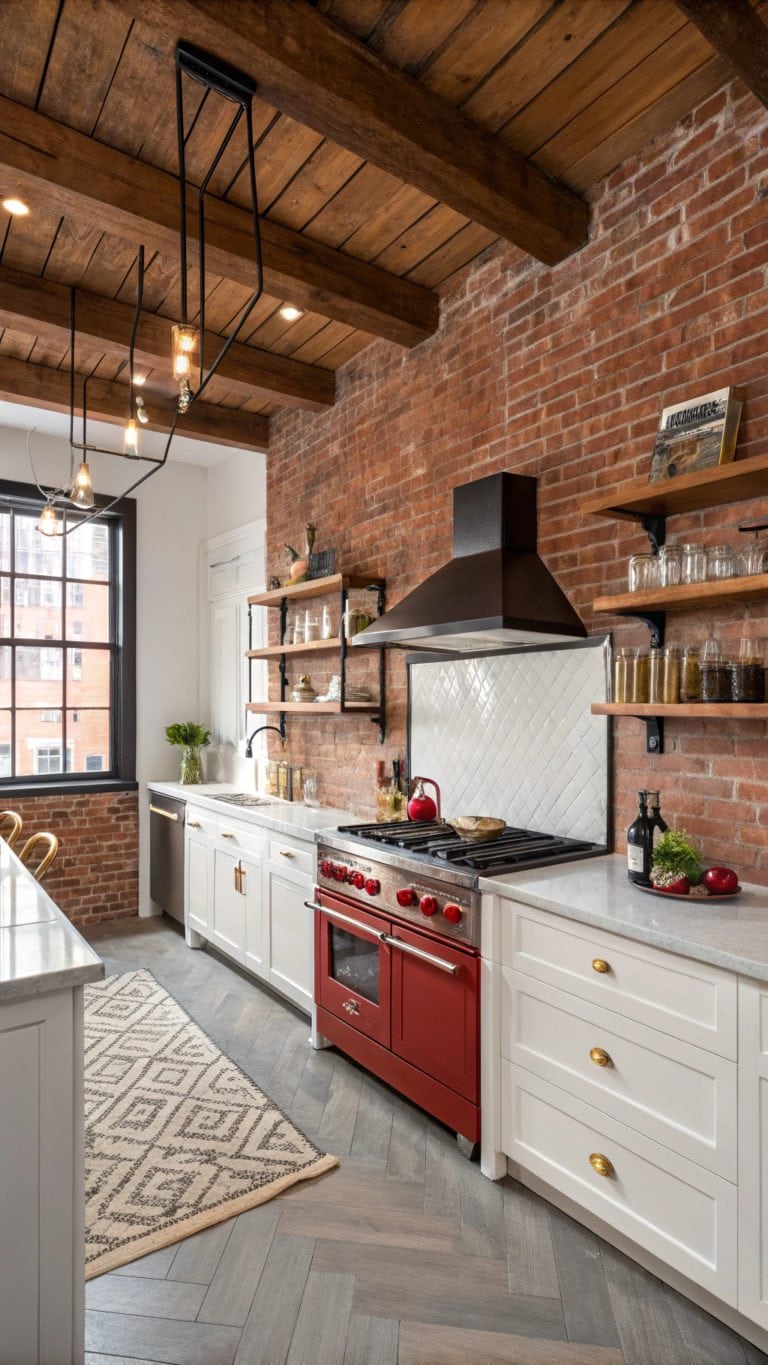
[206,449,266,540]
[0,425,207,914]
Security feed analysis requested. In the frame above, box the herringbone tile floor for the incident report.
[83,917,768,1365]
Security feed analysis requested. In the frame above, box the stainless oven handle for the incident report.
[305,901,387,942]
[383,935,458,975]
[149,804,179,821]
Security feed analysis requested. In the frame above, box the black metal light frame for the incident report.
[175,41,265,406]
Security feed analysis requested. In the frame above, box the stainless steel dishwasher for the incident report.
[149,793,186,923]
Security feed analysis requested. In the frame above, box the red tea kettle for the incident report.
[407,776,441,823]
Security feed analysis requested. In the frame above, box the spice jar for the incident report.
[700,634,731,702]
[680,646,701,702]
[613,647,634,703]
[630,648,651,703]
[730,639,765,703]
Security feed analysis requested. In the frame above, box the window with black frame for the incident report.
[0,483,136,790]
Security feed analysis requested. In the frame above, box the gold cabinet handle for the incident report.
[187,819,201,829]
[590,1047,612,1067]
[279,849,295,859]
[221,831,235,839]
[592,958,610,974]
[239,866,247,893]
[589,1152,614,1178]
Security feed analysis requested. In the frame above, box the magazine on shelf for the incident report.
[649,386,745,482]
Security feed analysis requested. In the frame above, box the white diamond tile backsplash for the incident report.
[409,640,609,845]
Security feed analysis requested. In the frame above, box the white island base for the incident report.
[480,855,768,1356]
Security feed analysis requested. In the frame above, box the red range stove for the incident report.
[310,819,602,1148]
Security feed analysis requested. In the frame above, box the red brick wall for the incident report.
[266,79,768,883]
[5,791,138,927]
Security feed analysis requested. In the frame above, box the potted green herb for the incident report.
[165,721,211,785]
[650,829,702,894]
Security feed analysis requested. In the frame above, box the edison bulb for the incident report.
[172,323,198,381]
[124,418,139,456]
[70,461,94,509]
[37,503,60,536]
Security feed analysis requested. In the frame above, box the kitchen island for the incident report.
[480,854,768,1353]
[0,837,104,1365]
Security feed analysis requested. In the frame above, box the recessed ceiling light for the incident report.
[2,197,29,216]
[279,304,303,322]
[132,372,146,387]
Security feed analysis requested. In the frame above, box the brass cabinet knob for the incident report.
[589,1152,614,1178]
[592,958,610,974]
[589,1047,612,1067]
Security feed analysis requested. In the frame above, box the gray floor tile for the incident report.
[286,1270,355,1365]
[85,1308,241,1365]
[86,1275,206,1321]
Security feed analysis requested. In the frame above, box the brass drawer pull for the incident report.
[589,1152,614,1178]
[187,819,201,829]
[590,1047,612,1067]
[221,831,235,839]
[592,958,610,974]
[279,849,295,859]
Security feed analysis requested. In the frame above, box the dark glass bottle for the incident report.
[627,790,652,886]
[647,791,668,857]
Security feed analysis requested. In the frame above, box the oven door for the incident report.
[314,890,391,1047]
[390,926,479,1103]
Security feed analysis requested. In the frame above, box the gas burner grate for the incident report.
[210,793,276,807]
[336,820,594,874]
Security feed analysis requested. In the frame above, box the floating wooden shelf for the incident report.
[246,700,380,715]
[580,452,768,523]
[248,573,384,608]
[593,573,768,617]
[246,638,343,659]
[593,702,768,719]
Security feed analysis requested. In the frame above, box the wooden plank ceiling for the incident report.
[0,0,742,450]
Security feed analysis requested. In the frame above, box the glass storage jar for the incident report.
[613,647,634,703]
[680,646,702,702]
[659,545,682,588]
[630,649,651,703]
[681,543,706,584]
[730,639,765,703]
[700,634,731,702]
[706,545,737,580]
[628,554,658,592]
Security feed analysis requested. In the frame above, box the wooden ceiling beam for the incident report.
[0,264,334,411]
[0,96,437,348]
[0,355,268,452]
[672,0,768,108]
[120,0,589,266]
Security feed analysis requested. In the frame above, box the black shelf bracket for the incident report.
[621,609,666,649]
[644,715,664,755]
[639,513,666,553]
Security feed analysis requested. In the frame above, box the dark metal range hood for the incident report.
[351,471,587,653]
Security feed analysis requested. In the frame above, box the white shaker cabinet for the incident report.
[738,979,768,1329]
[263,832,315,1012]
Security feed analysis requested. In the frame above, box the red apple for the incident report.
[652,874,690,895]
[702,866,739,895]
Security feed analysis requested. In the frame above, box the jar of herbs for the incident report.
[631,649,651,703]
[680,646,702,702]
[700,635,732,702]
[730,639,765,703]
[613,647,634,703]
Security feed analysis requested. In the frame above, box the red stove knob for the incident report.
[320,860,334,877]
[333,864,347,882]
[396,887,416,907]
[364,878,380,896]
[351,871,365,890]
[443,903,462,925]
[420,894,438,917]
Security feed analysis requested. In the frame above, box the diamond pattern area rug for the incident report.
[84,969,338,1279]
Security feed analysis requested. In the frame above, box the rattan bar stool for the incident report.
[0,810,23,850]
[18,832,59,882]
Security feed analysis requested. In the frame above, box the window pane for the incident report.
[0,579,9,638]
[0,711,10,777]
[15,711,64,777]
[0,648,10,709]
[66,581,109,643]
[68,710,110,773]
[15,647,63,706]
[13,578,62,640]
[0,512,9,572]
[14,513,62,577]
[66,522,109,581]
[67,647,109,708]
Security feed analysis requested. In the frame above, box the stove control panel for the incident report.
[317,845,477,946]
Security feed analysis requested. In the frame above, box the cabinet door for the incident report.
[390,927,479,1102]
[186,834,212,936]
[242,850,266,980]
[211,600,245,748]
[267,870,313,1012]
[211,849,246,964]
[739,979,768,1327]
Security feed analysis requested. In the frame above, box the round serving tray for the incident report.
[636,883,742,903]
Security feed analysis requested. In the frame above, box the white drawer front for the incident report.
[216,817,264,859]
[502,1062,737,1305]
[185,807,217,840]
[268,834,314,883]
[501,969,736,1180]
[502,901,736,1059]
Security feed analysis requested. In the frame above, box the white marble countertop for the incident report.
[147,780,355,841]
[480,854,768,981]
[0,841,103,1001]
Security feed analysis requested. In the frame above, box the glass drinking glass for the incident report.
[658,545,682,588]
[321,604,333,639]
[304,614,321,642]
[292,619,305,646]
[681,543,706,584]
[706,545,737,580]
